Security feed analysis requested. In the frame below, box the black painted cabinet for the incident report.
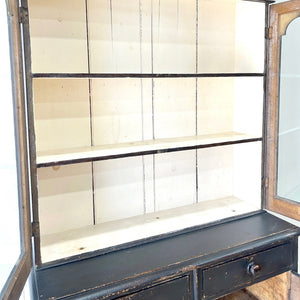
[35,212,299,299]
[2,0,300,299]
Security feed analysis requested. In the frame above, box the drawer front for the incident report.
[119,276,191,300]
[202,243,293,299]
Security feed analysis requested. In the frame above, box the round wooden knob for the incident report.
[248,262,261,276]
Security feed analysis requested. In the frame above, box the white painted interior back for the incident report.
[28,0,88,73]
[94,157,145,223]
[38,163,93,236]
[152,0,197,73]
[33,79,91,152]
[92,78,147,145]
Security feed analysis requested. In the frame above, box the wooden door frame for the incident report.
[265,0,300,221]
[1,0,33,298]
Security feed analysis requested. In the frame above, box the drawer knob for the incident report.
[247,262,261,276]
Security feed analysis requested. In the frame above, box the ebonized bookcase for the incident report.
[4,0,300,299]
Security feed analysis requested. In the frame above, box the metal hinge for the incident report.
[265,27,273,40]
[262,177,269,189]
[19,6,28,24]
[31,221,40,238]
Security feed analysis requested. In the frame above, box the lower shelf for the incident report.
[41,196,258,263]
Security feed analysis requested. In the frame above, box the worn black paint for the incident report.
[118,276,191,300]
[202,243,293,299]
[35,212,299,300]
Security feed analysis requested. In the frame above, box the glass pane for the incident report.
[0,1,22,292]
[277,17,300,203]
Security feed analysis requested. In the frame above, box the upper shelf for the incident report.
[28,0,266,75]
[36,131,262,167]
[32,73,265,79]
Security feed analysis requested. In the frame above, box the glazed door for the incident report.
[266,0,300,221]
[0,0,32,299]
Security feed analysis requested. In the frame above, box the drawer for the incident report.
[202,243,293,299]
[119,275,191,300]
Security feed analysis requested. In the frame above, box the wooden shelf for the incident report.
[40,196,260,263]
[36,131,262,167]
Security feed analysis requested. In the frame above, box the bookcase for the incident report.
[4,0,300,299]
[25,0,267,264]
[22,0,266,262]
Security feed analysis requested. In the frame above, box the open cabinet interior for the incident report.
[27,0,266,263]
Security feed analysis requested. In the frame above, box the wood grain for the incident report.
[290,272,300,300]
[265,0,300,221]
[220,272,292,300]
[245,272,290,300]
[218,289,258,300]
